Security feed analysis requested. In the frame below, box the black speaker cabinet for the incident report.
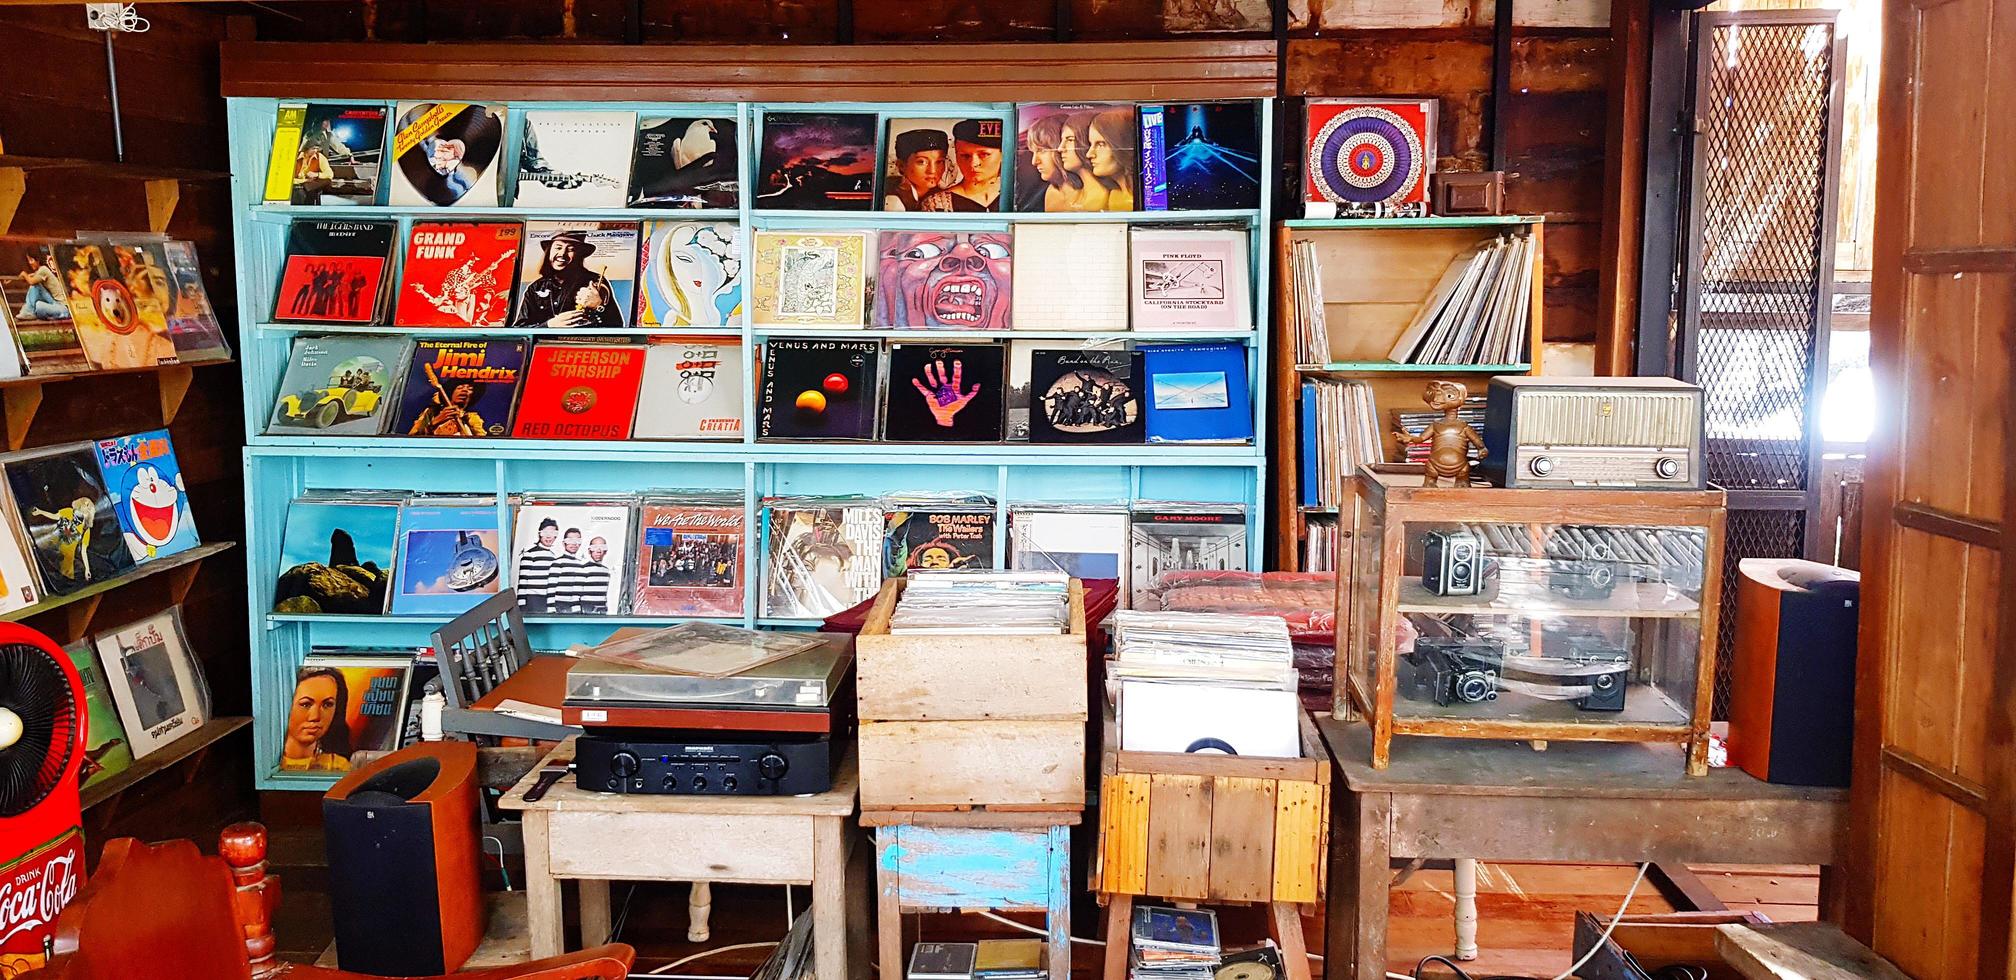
[322,740,485,974]
[1729,558,1860,787]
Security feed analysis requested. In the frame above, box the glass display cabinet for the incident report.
[1334,466,1726,774]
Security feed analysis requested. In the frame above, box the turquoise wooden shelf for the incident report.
[229,95,1276,790]
[1297,362,1531,374]
[1281,215,1544,229]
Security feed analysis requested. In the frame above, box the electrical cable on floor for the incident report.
[975,909,1105,946]
[640,941,779,975]
[1388,862,1650,980]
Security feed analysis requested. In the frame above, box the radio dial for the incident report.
[1529,455,1554,477]
[758,753,790,780]
[1654,457,1681,479]
[609,751,640,779]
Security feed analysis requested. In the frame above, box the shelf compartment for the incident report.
[244,439,1264,466]
[250,204,742,221]
[1297,362,1529,374]
[1396,577,1703,619]
[81,716,251,811]
[3,541,236,641]
[749,207,1261,226]
[1281,215,1543,230]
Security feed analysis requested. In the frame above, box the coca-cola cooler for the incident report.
[0,624,89,976]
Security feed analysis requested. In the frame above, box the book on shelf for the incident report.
[387,101,507,208]
[1010,223,1128,330]
[973,938,1046,980]
[266,103,388,207]
[874,230,1013,330]
[510,497,633,616]
[97,607,209,761]
[514,109,636,209]
[1387,231,1532,366]
[908,942,979,980]
[282,653,411,773]
[634,338,743,440]
[1288,238,1330,366]
[1302,514,1340,572]
[1303,98,1436,219]
[267,335,410,436]
[158,240,233,363]
[393,221,522,328]
[632,493,745,617]
[512,221,639,330]
[637,220,742,327]
[631,115,739,209]
[1128,226,1251,332]
[62,639,134,791]
[510,343,647,440]
[881,342,1006,443]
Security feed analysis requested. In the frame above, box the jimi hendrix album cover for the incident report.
[391,339,528,438]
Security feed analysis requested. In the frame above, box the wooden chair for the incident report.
[432,590,577,743]
[25,823,633,980]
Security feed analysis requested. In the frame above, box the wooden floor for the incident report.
[270,839,1818,979]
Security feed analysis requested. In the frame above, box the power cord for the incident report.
[1389,863,1650,980]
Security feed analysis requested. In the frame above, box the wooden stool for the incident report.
[863,807,1082,980]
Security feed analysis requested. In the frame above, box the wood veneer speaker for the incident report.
[1728,558,1860,787]
[323,740,486,974]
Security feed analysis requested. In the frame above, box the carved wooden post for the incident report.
[219,822,282,978]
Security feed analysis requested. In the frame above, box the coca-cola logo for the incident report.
[0,834,82,957]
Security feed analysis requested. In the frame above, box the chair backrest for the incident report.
[32,837,253,980]
[430,589,531,709]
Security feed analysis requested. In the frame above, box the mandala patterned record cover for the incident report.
[1303,98,1437,218]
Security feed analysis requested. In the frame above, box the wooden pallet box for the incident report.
[855,578,1090,808]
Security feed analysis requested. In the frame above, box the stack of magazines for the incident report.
[887,570,1071,635]
[1129,905,1221,980]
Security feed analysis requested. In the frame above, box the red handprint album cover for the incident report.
[393,221,522,327]
[880,342,1005,443]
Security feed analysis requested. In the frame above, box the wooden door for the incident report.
[1848,0,2016,972]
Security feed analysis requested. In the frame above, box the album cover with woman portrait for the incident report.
[757,338,881,441]
[754,112,878,211]
[632,116,739,209]
[387,101,507,208]
[882,117,1006,213]
[278,654,412,774]
[95,607,208,760]
[390,499,502,616]
[4,441,135,595]
[874,231,1012,330]
[637,220,741,327]
[1027,349,1145,444]
[882,343,1005,443]
[1014,103,1139,213]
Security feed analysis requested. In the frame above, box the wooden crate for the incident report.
[1093,703,1330,905]
[856,578,1090,808]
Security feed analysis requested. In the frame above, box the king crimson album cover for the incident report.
[272,219,398,325]
[873,231,1012,330]
[757,339,881,441]
[510,343,646,440]
[754,112,878,211]
[633,495,745,617]
[881,343,1005,443]
[631,116,739,209]
[391,339,528,438]
[394,221,522,328]
[0,236,91,375]
[4,441,136,595]
[387,101,508,208]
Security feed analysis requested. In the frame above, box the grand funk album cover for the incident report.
[754,112,878,211]
[1028,348,1145,444]
[272,219,398,325]
[391,500,502,615]
[388,101,508,208]
[273,103,388,207]
[5,442,136,595]
[515,109,636,208]
[1013,103,1139,213]
[638,220,742,328]
[750,230,871,329]
[392,339,528,438]
[881,343,1005,443]
[94,429,199,564]
[273,495,401,614]
[874,231,1012,330]
[53,241,178,370]
[0,237,90,375]
[513,221,639,329]
[633,496,745,617]
[510,344,646,441]
[268,335,410,436]
[634,338,743,440]
[511,499,632,616]
[1139,101,1263,211]
[758,338,880,441]
[632,116,739,209]
[394,221,522,328]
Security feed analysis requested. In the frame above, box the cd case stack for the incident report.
[886,570,1071,635]
[1129,905,1221,980]
[1393,393,1487,475]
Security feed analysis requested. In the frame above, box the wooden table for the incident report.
[500,737,866,978]
[1315,717,1849,980]
[862,808,1078,980]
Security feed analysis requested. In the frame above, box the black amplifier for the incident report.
[575,730,834,796]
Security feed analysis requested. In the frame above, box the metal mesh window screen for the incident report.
[1712,508,1806,718]
[1691,19,1839,491]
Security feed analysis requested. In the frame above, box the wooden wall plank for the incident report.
[1145,773,1212,900]
[1206,776,1276,903]
[1272,777,1325,903]
[1100,773,1152,895]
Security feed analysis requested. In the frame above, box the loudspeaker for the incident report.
[1728,558,1860,787]
[323,741,486,974]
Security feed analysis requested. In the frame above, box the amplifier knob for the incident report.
[1655,457,1681,479]
[722,775,739,792]
[757,753,789,781]
[1529,456,1554,477]
[691,774,709,792]
[610,751,640,779]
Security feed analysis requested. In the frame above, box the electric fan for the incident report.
[0,623,88,976]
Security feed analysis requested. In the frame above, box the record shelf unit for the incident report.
[222,54,1277,790]
[1273,216,1546,572]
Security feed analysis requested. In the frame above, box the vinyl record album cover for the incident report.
[267,334,408,436]
[882,343,1005,443]
[62,640,133,792]
[95,608,206,759]
[282,655,412,773]
[1304,98,1437,217]
[1010,223,1127,330]
[0,237,90,375]
[633,497,744,617]
[284,103,388,206]
[634,338,743,440]
[160,240,231,363]
[750,230,871,329]
[1004,338,1049,442]
[631,116,739,209]
[0,494,41,614]
[638,220,741,327]
[4,442,136,595]
[515,109,636,208]
[1010,507,1128,588]
[391,501,502,615]
[882,117,1005,213]
[391,339,527,438]
[1014,103,1138,213]
[397,658,442,747]
[1141,341,1253,444]
[513,220,639,329]
[1139,101,1263,211]
[272,219,398,325]
[273,496,400,614]
[754,112,878,211]
[1028,348,1144,444]
[393,221,522,327]
[54,241,178,369]
[510,343,646,440]
[512,499,632,615]
[1129,504,1248,607]
[761,498,883,618]
[94,428,199,564]
[757,338,880,441]
[388,101,507,208]
[874,231,1011,330]
[1129,227,1251,331]
[885,506,996,576]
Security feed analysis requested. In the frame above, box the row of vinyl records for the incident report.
[0,430,205,613]
[0,236,232,376]
[263,100,1266,214]
[272,218,1253,334]
[1297,378,1488,509]
[274,492,1250,621]
[1287,230,1534,367]
[265,335,1254,445]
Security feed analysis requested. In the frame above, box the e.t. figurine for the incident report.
[1393,380,1487,487]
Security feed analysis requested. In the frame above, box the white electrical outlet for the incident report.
[86,3,126,31]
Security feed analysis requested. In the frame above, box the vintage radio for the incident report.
[1479,377,1705,490]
